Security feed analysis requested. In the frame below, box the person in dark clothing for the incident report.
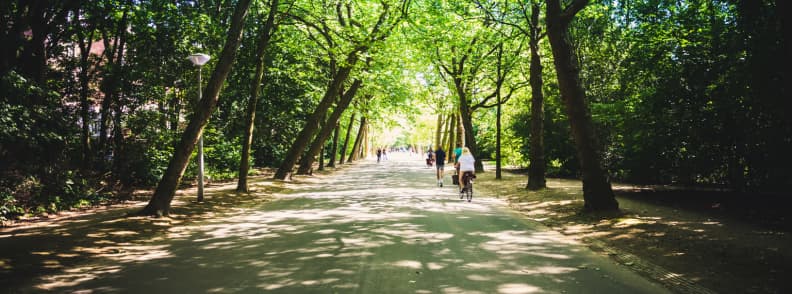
[434,147,446,187]
[376,148,382,163]
[426,149,434,167]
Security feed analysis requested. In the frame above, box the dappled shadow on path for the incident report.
[2,154,666,293]
[0,175,278,291]
[489,171,791,294]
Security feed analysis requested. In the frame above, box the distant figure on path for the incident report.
[376,148,382,163]
[434,147,446,187]
[426,149,434,167]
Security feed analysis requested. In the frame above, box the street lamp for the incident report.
[187,53,210,202]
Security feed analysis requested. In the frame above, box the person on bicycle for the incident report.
[455,147,475,193]
[452,143,463,182]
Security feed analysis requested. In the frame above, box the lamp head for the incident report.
[187,53,211,66]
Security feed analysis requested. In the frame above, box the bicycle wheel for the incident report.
[465,182,473,202]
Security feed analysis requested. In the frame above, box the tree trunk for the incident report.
[318,146,325,171]
[328,123,340,167]
[170,89,182,133]
[76,22,94,168]
[348,116,367,162]
[19,2,49,85]
[112,91,126,186]
[99,11,128,155]
[237,0,279,192]
[434,114,443,148]
[546,0,618,211]
[455,112,464,149]
[138,0,253,217]
[456,88,483,172]
[361,123,369,159]
[496,92,502,180]
[439,114,449,151]
[273,56,359,179]
[297,80,362,174]
[447,112,457,160]
[527,1,547,190]
[339,114,355,164]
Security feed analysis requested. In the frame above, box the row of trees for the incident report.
[1,0,419,218]
[415,0,788,206]
[1,0,787,220]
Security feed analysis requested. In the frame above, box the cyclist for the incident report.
[455,147,475,194]
[452,143,463,184]
[453,144,463,164]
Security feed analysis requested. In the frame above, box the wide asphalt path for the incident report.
[3,152,670,293]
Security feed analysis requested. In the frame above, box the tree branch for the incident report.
[561,0,589,24]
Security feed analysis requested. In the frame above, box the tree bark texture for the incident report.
[348,116,367,162]
[447,112,457,159]
[362,123,369,159]
[546,0,618,211]
[238,0,279,192]
[318,146,324,171]
[496,93,502,180]
[328,123,340,167]
[76,19,94,168]
[434,114,443,148]
[98,9,128,155]
[527,1,547,190]
[339,114,355,164]
[439,114,449,151]
[456,89,483,172]
[297,79,363,174]
[139,0,253,216]
[273,56,359,179]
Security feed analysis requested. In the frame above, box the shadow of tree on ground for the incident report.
[2,155,667,293]
[481,169,792,294]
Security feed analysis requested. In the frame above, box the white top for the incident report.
[458,154,475,172]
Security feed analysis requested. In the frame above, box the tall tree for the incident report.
[327,123,340,167]
[439,113,449,151]
[436,40,485,172]
[97,3,130,157]
[434,114,443,148]
[546,0,617,211]
[446,111,457,158]
[490,43,522,180]
[297,79,363,174]
[338,113,356,164]
[526,0,547,190]
[348,116,367,162]
[237,0,280,193]
[273,0,408,180]
[138,0,253,216]
[72,4,98,167]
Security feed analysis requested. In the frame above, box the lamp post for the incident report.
[187,53,210,202]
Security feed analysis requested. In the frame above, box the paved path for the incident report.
[2,153,670,293]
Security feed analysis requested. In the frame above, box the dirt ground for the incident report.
[477,169,792,294]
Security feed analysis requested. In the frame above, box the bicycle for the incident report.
[459,171,474,202]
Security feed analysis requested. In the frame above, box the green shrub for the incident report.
[0,190,24,221]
